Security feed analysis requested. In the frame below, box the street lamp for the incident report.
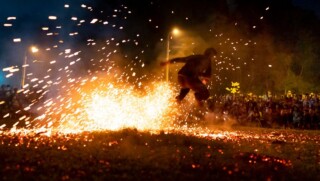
[21,46,39,88]
[31,46,39,53]
[166,27,180,81]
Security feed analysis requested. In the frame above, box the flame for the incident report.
[30,76,181,133]
[84,81,178,131]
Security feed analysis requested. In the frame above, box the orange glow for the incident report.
[172,28,180,36]
[84,81,177,131]
[30,46,39,53]
[28,75,182,133]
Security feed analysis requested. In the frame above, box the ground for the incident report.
[0,126,319,180]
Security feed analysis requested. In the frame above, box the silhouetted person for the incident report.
[160,47,217,106]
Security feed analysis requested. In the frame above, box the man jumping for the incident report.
[160,47,217,107]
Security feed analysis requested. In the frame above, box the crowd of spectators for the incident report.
[0,84,22,117]
[208,93,320,130]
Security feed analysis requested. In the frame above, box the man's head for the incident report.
[204,47,217,57]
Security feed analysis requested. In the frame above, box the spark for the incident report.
[6,73,13,78]
[13,38,21,42]
[7,17,16,20]
[48,16,57,20]
[90,19,98,24]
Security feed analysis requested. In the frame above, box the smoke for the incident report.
[150,2,299,94]
[226,0,238,13]
[204,112,238,130]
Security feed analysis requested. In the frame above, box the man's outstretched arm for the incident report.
[160,57,185,66]
[160,55,200,66]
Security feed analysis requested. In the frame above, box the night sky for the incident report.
[0,0,319,87]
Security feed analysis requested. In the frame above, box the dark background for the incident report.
[0,0,319,94]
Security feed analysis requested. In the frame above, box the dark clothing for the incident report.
[169,54,212,102]
[170,55,211,78]
[176,75,210,101]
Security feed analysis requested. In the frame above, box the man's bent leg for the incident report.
[193,83,210,107]
[194,88,210,101]
[187,77,210,101]
[176,75,190,102]
[176,88,190,102]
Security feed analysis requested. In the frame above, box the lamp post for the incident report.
[21,46,39,88]
[166,28,180,81]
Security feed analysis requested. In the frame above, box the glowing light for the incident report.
[90,19,98,24]
[6,73,13,78]
[7,17,16,20]
[3,66,16,72]
[13,38,21,42]
[48,16,57,20]
[31,46,39,53]
[172,28,180,36]
[65,49,71,54]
